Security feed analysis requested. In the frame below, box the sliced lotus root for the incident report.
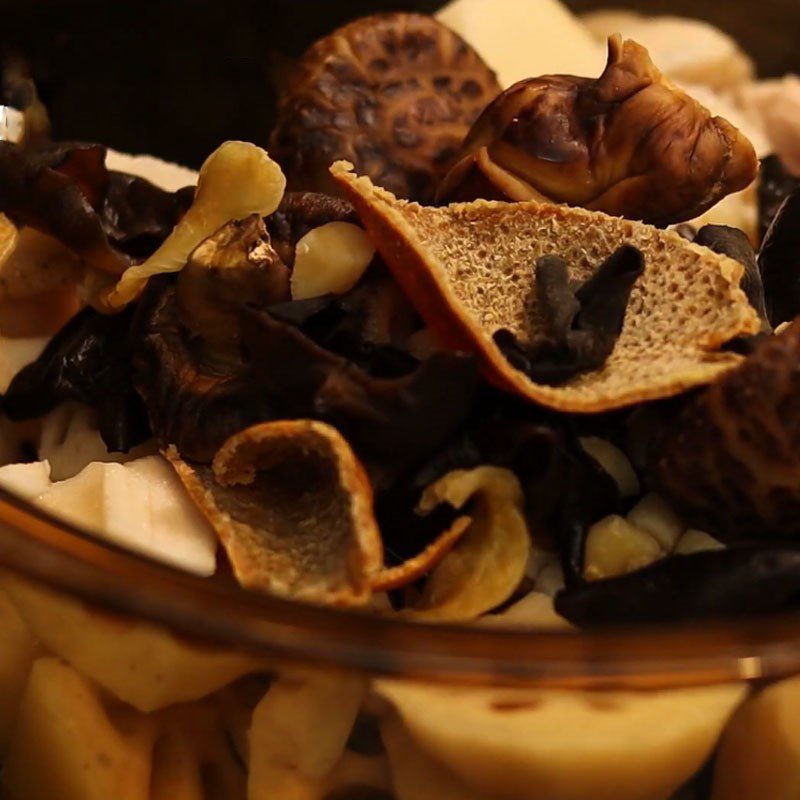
[332,163,761,413]
[166,420,383,605]
[271,13,501,203]
[651,322,800,539]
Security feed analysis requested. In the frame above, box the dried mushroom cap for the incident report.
[167,420,383,605]
[271,13,501,203]
[651,322,800,539]
[333,163,760,413]
[177,214,289,354]
[437,36,758,227]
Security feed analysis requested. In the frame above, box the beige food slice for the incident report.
[1,573,261,713]
[712,674,800,800]
[376,679,746,800]
[333,164,760,413]
[168,420,384,606]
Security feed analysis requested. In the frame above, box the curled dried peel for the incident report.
[167,420,383,605]
[409,467,531,621]
[100,142,286,310]
[333,163,760,413]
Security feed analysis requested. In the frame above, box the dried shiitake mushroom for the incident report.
[651,322,800,539]
[437,36,758,227]
[271,13,501,203]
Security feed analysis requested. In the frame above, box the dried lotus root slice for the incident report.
[271,13,501,203]
[167,420,384,605]
[333,163,761,413]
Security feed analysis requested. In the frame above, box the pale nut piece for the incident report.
[533,560,565,598]
[627,492,686,552]
[584,514,663,581]
[291,222,376,300]
[580,437,640,498]
[674,529,726,555]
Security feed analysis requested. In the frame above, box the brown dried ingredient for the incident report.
[494,246,644,386]
[167,420,383,605]
[651,322,800,539]
[271,13,501,203]
[437,36,758,227]
[333,163,760,413]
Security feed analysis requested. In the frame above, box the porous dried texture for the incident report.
[333,164,760,412]
[652,322,800,539]
[166,420,383,605]
[271,13,501,203]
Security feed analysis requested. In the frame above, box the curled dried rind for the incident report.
[437,36,758,226]
[333,163,760,413]
[167,420,383,605]
[100,142,286,310]
[409,467,531,621]
[271,12,501,203]
[651,322,800,539]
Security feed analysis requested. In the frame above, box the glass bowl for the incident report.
[2,481,800,800]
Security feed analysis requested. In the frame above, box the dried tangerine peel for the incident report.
[332,163,761,413]
[166,420,383,606]
[372,515,472,592]
[409,467,531,622]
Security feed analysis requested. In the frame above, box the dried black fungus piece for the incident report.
[493,245,644,385]
[376,392,619,577]
[132,280,278,464]
[241,304,478,484]
[0,140,129,274]
[758,154,800,243]
[101,172,194,259]
[555,543,800,625]
[2,55,51,148]
[758,188,800,327]
[1,305,150,452]
[695,224,769,331]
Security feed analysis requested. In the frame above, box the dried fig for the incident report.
[437,36,758,227]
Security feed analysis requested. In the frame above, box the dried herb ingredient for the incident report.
[556,543,800,624]
[493,246,644,386]
[2,305,149,453]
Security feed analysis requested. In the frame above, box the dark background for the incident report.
[4,0,799,167]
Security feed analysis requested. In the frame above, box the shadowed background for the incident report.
[3,0,798,167]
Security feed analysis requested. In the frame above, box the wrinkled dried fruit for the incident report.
[168,421,383,604]
[437,36,758,226]
[758,188,800,327]
[100,142,286,310]
[271,13,501,203]
[651,322,800,539]
[556,543,800,625]
[408,467,531,621]
[2,305,149,453]
[291,222,376,300]
[333,163,760,412]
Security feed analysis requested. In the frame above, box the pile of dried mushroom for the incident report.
[2,12,800,631]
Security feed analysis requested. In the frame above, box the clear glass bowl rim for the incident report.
[3,486,800,690]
